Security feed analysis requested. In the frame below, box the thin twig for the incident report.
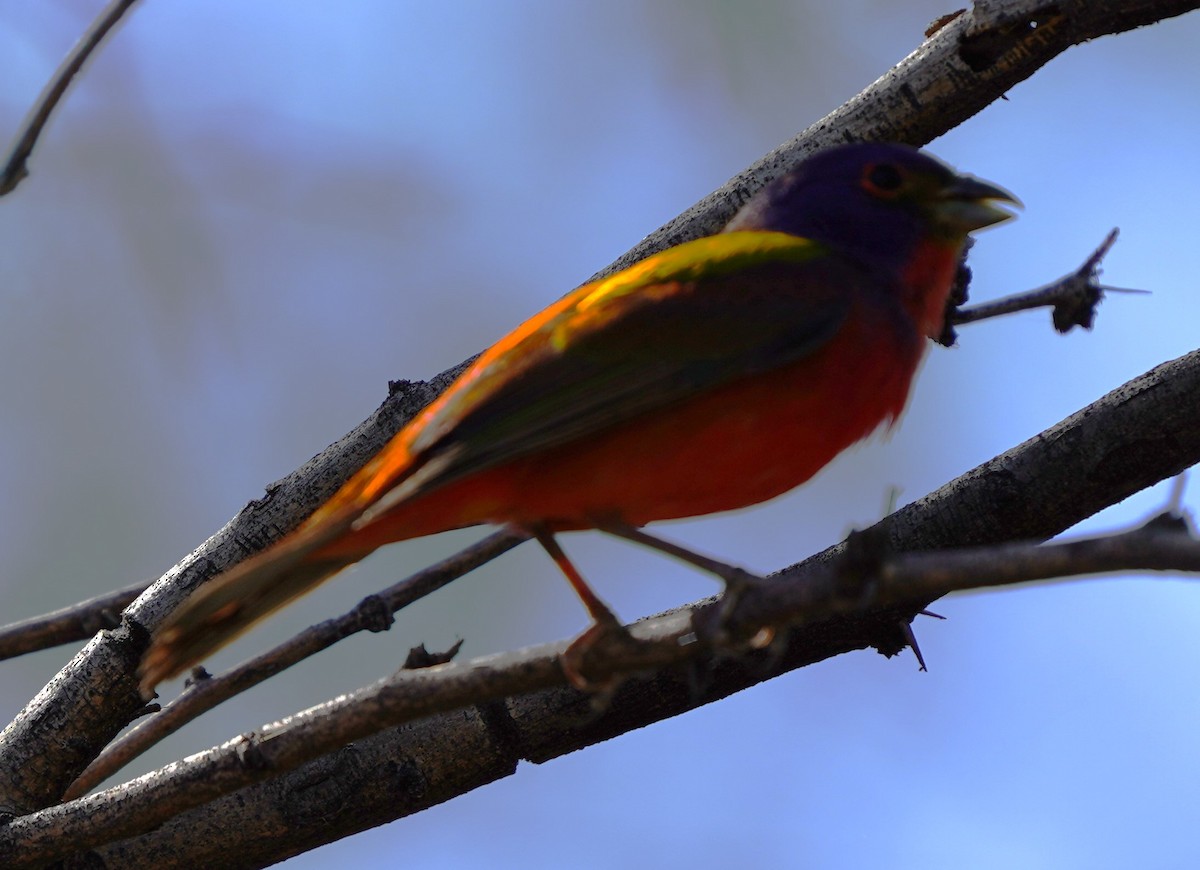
[0,0,142,196]
[0,582,148,661]
[950,228,1120,333]
[734,512,1200,634]
[8,515,1200,866]
[63,530,526,800]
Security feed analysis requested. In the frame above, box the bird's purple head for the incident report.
[724,143,1017,274]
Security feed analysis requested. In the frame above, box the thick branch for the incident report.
[5,514,1198,866]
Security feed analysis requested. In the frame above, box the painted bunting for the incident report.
[139,143,1016,693]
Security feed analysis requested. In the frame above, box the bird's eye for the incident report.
[863,163,904,195]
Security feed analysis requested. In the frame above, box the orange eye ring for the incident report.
[861,162,904,197]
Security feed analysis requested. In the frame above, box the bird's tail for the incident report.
[138,511,364,696]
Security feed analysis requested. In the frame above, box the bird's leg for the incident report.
[592,519,761,586]
[591,518,768,644]
[531,526,622,627]
[529,526,640,690]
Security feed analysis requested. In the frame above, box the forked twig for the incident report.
[946,228,1122,342]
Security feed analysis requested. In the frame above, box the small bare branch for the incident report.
[941,228,1119,345]
[0,582,147,661]
[729,511,1200,637]
[0,0,141,197]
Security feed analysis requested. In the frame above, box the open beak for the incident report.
[936,174,1021,232]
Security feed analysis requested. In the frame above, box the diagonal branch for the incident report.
[5,512,1198,866]
[1,0,1197,834]
[0,0,141,196]
[587,0,1200,280]
[0,581,147,661]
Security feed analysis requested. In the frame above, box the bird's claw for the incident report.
[691,569,771,650]
[559,616,643,693]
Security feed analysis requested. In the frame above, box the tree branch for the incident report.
[5,510,1198,866]
[1,1,1198,863]
[0,0,141,196]
[0,581,146,661]
[944,228,1118,344]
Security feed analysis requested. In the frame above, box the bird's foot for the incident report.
[691,567,774,650]
[559,614,648,693]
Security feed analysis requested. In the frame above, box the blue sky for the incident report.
[2,2,1199,868]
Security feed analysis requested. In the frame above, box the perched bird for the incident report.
[139,143,1016,693]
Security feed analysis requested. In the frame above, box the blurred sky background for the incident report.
[2,2,1200,868]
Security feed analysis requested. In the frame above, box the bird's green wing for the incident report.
[372,231,864,511]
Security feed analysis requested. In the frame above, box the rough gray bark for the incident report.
[1,0,1198,866]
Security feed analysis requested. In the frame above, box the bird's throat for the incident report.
[902,238,963,340]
